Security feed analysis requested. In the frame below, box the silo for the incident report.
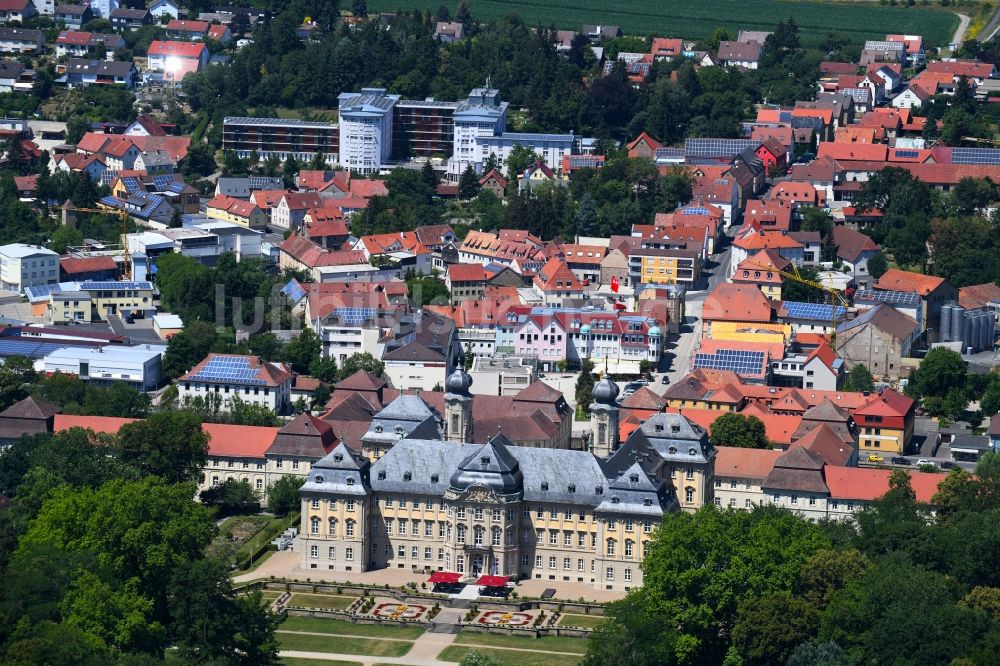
[979,311,993,351]
[969,312,982,352]
[940,304,954,342]
[951,305,965,344]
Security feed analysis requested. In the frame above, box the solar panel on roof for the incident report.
[855,289,919,306]
[782,301,848,321]
[894,150,919,158]
[951,147,1000,165]
[0,340,69,358]
[694,349,766,376]
[334,307,376,325]
[684,138,757,158]
[189,356,268,385]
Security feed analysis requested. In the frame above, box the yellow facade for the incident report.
[641,256,682,284]
[206,205,266,229]
[48,285,154,323]
[858,424,910,456]
[711,321,792,344]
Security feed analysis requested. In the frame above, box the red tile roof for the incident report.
[147,40,207,58]
[167,19,210,32]
[448,263,487,282]
[854,388,914,418]
[958,282,1000,309]
[817,143,889,162]
[874,268,947,296]
[824,467,945,502]
[60,255,118,275]
[703,283,776,323]
[207,194,259,218]
[714,446,784,479]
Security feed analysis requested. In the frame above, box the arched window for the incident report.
[328,517,337,535]
[310,516,320,535]
[345,519,355,537]
[492,527,502,546]
[474,525,484,546]
[457,524,466,544]
[606,538,616,557]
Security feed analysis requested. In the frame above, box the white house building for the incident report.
[42,344,165,390]
[0,243,59,292]
[177,353,293,414]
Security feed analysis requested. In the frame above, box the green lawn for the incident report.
[286,593,357,610]
[365,0,957,47]
[261,590,282,601]
[558,614,606,629]
[281,659,364,666]
[455,631,588,654]
[281,616,426,640]
[277,633,412,657]
[439,645,582,666]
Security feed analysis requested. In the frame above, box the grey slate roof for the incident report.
[596,461,674,516]
[301,443,370,496]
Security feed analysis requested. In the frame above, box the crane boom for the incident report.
[67,207,132,280]
[742,260,849,344]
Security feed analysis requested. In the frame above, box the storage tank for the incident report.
[940,304,954,342]
[979,311,993,351]
[969,312,982,352]
[951,305,965,344]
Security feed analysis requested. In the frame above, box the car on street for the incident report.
[891,457,910,465]
[917,459,931,466]
[867,454,885,463]
[661,375,670,384]
[940,461,957,470]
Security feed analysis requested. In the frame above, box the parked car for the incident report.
[916,459,931,466]
[940,461,957,470]
[891,457,910,465]
[661,375,670,384]
[867,454,885,463]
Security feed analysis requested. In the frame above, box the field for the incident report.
[438,645,583,666]
[366,0,959,47]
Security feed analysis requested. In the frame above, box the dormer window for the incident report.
[643,498,653,506]
[595,486,603,495]
[541,482,549,491]
[395,426,404,435]
[668,447,677,455]
[671,424,680,433]
[568,484,576,493]
[629,473,639,483]
[655,424,664,432]
[611,496,620,504]
[346,478,355,485]
[689,448,696,456]
[334,454,342,462]
[431,474,439,483]
[403,472,412,481]
[374,425,383,433]
[378,471,386,480]
[315,475,324,483]
[481,456,491,465]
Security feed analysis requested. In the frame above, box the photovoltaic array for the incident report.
[951,148,1000,165]
[693,349,766,376]
[782,301,848,322]
[334,307,377,325]
[188,356,267,385]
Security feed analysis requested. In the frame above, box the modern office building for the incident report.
[0,243,59,293]
[222,117,340,165]
[337,88,399,174]
[447,87,508,180]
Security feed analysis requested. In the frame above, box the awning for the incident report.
[428,571,462,584]
[476,575,510,587]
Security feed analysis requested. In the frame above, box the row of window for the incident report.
[309,517,356,536]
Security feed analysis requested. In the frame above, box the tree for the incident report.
[181,141,217,179]
[351,0,367,17]
[199,479,259,515]
[575,359,596,413]
[709,413,769,449]
[283,328,321,375]
[311,383,331,408]
[458,165,480,199]
[115,410,210,484]
[866,251,888,280]
[907,347,967,400]
[504,144,541,184]
[575,192,597,237]
[407,274,450,306]
[843,364,874,393]
[795,549,870,610]
[80,382,151,418]
[421,161,439,190]
[338,352,384,380]
[609,506,828,665]
[228,396,281,426]
[163,320,218,379]
[456,0,472,32]
[732,592,819,666]
[785,641,848,666]
[434,4,450,21]
[267,474,304,516]
[309,356,338,383]
[582,594,678,666]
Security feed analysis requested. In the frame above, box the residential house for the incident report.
[892,85,931,110]
[53,3,91,28]
[717,40,760,69]
[278,234,371,283]
[885,34,924,67]
[628,245,702,287]
[478,169,507,197]
[835,304,918,380]
[852,388,915,455]
[701,283,778,339]
[626,131,661,160]
[755,138,788,174]
[272,191,324,231]
[177,353,292,415]
[57,59,138,89]
[109,7,149,30]
[146,40,210,83]
[434,20,463,42]
[0,27,43,53]
[149,0,179,20]
[0,243,58,292]
[207,23,230,44]
[51,152,106,181]
[732,248,789,300]
[651,37,683,60]
[55,30,126,57]
[166,19,210,40]
[0,0,36,22]
[831,226,879,287]
[532,257,583,305]
[581,24,621,42]
[214,176,284,199]
[206,194,266,229]
[302,208,349,249]
[559,244,606,284]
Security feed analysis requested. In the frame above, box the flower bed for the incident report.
[370,602,429,620]
[477,610,534,627]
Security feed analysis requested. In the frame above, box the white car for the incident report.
[916,459,931,466]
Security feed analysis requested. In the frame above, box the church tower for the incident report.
[589,374,620,457]
[444,367,473,443]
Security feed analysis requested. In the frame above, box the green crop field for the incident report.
[366,0,959,47]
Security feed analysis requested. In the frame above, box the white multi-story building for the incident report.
[447,87,508,180]
[177,354,293,415]
[42,344,165,390]
[479,132,574,176]
[337,88,399,174]
[0,243,59,292]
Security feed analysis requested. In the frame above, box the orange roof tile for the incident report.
[702,283,776,323]
[714,446,783,479]
[874,268,947,296]
[824,467,945,502]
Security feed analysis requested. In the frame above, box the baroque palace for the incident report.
[298,368,717,591]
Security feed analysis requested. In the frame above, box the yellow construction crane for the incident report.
[744,260,849,345]
[960,136,1000,146]
[66,207,133,280]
